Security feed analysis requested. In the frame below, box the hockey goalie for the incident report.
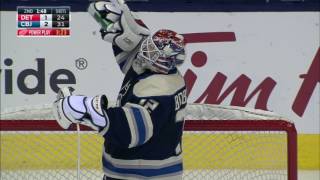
[52,1,187,180]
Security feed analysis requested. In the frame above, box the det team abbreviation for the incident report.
[17,7,70,37]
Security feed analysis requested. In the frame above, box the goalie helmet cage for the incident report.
[0,103,297,180]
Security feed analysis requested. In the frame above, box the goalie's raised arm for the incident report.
[88,0,150,52]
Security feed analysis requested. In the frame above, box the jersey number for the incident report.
[139,99,159,113]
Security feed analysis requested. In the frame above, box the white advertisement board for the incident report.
[1,11,319,133]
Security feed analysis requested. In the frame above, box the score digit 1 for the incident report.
[40,14,52,21]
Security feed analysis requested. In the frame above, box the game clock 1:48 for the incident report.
[36,8,47,14]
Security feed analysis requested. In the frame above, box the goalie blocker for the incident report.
[53,87,110,134]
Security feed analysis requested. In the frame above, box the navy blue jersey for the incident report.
[99,45,187,179]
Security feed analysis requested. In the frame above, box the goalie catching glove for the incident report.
[88,0,150,51]
[52,87,110,134]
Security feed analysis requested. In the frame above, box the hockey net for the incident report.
[0,103,297,180]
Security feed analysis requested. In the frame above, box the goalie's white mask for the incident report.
[137,29,186,74]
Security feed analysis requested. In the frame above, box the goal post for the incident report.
[0,103,297,180]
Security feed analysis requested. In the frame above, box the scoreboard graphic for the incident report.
[17,7,70,37]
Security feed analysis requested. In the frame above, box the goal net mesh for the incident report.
[0,103,297,180]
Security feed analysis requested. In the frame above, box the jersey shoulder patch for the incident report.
[133,72,185,97]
